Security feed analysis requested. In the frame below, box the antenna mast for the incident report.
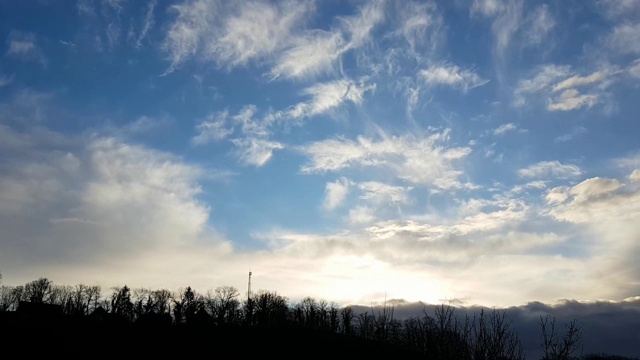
[247,270,252,302]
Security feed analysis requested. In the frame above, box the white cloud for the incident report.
[363,197,530,262]
[419,63,489,92]
[0,128,253,293]
[162,0,310,73]
[471,0,504,17]
[614,152,640,170]
[518,161,583,179]
[136,0,157,47]
[284,78,374,120]
[493,123,517,135]
[600,0,640,19]
[162,0,216,71]
[270,30,345,80]
[546,177,638,224]
[568,177,621,203]
[192,111,233,144]
[0,131,219,264]
[552,70,610,92]
[606,23,640,55]
[547,89,599,111]
[0,75,13,87]
[233,105,269,137]
[0,89,56,124]
[230,137,283,167]
[545,186,570,205]
[471,0,524,56]
[514,63,624,111]
[630,169,640,182]
[523,4,555,46]
[162,0,384,79]
[348,206,376,224]
[191,106,281,166]
[7,40,35,55]
[208,1,311,68]
[6,31,46,64]
[339,0,385,51]
[271,0,384,80]
[554,126,587,143]
[358,181,412,205]
[628,59,640,78]
[324,177,350,210]
[299,130,472,189]
[396,1,439,55]
[509,180,547,195]
[513,64,572,106]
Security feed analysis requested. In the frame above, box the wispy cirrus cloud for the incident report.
[6,31,46,65]
[394,1,440,56]
[162,0,311,73]
[419,63,489,92]
[551,70,611,92]
[554,126,587,143]
[270,0,385,80]
[358,181,413,206]
[518,160,583,180]
[547,89,598,111]
[299,130,472,189]
[162,0,385,79]
[135,0,157,47]
[522,4,555,47]
[513,64,622,111]
[493,123,517,136]
[279,78,375,121]
[324,177,350,210]
[192,111,234,145]
[268,30,345,80]
[230,137,283,167]
[513,64,571,106]
[605,23,640,56]
[471,0,524,56]
[600,0,640,19]
[0,74,13,87]
[192,105,282,167]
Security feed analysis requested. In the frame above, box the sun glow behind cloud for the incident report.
[0,0,639,311]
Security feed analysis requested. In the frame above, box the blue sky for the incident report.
[1,0,639,308]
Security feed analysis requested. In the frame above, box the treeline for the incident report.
[0,277,637,360]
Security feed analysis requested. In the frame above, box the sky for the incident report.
[0,0,639,311]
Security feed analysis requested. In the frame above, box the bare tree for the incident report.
[249,290,289,327]
[24,277,53,303]
[85,285,102,315]
[172,286,204,325]
[50,285,74,313]
[340,306,354,335]
[110,285,134,321]
[540,315,583,360]
[328,302,340,333]
[372,300,396,343]
[355,311,375,340]
[0,286,17,311]
[205,286,240,325]
[151,289,171,315]
[471,309,524,360]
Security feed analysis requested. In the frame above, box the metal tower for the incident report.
[247,270,252,302]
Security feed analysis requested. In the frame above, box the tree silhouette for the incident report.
[110,285,134,321]
[205,286,240,325]
[24,277,53,303]
[540,315,583,360]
